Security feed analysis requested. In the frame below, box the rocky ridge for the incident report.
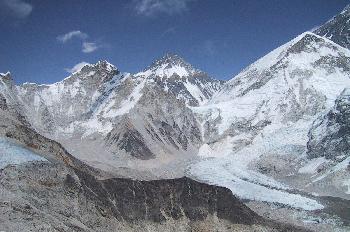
[314,4,350,49]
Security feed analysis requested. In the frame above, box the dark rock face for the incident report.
[104,86,202,160]
[0,159,307,231]
[307,88,350,160]
[0,93,8,110]
[76,171,261,224]
[106,118,155,160]
[314,5,350,49]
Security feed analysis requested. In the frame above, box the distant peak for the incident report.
[68,60,119,76]
[94,60,118,73]
[136,53,201,78]
[0,71,11,77]
[0,71,13,82]
[150,52,190,68]
[95,60,115,68]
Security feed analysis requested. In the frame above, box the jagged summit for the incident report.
[70,60,119,77]
[314,4,350,49]
[149,52,194,69]
[133,52,224,106]
[20,60,120,87]
[91,60,118,73]
[0,71,11,77]
[137,52,200,78]
[0,71,13,84]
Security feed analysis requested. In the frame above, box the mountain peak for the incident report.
[77,60,118,75]
[94,60,118,73]
[65,60,119,82]
[0,71,13,83]
[137,53,199,78]
[0,71,11,77]
[152,52,187,65]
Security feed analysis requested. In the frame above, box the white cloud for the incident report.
[134,0,194,16]
[57,30,88,43]
[57,31,101,54]
[0,0,33,18]
[65,62,90,74]
[82,42,99,53]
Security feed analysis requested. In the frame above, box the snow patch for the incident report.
[299,157,329,174]
[197,144,214,157]
[0,138,48,169]
[137,64,190,78]
[103,78,146,117]
[343,179,350,194]
[184,81,207,105]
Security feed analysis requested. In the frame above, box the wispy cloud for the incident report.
[65,61,90,73]
[82,42,99,53]
[57,30,88,43]
[0,0,33,18]
[134,0,194,16]
[57,31,101,53]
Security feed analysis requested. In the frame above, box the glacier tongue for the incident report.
[188,158,323,210]
[188,119,325,210]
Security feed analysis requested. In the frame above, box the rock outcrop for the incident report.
[307,88,350,160]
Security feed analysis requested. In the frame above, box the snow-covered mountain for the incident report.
[314,4,350,49]
[0,80,286,232]
[2,55,224,178]
[18,60,121,135]
[188,32,350,211]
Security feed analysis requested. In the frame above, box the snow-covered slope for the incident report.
[200,32,350,137]
[188,32,350,209]
[314,4,350,49]
[17,60,123,136]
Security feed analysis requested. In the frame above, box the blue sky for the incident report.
[0,0,349,84]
